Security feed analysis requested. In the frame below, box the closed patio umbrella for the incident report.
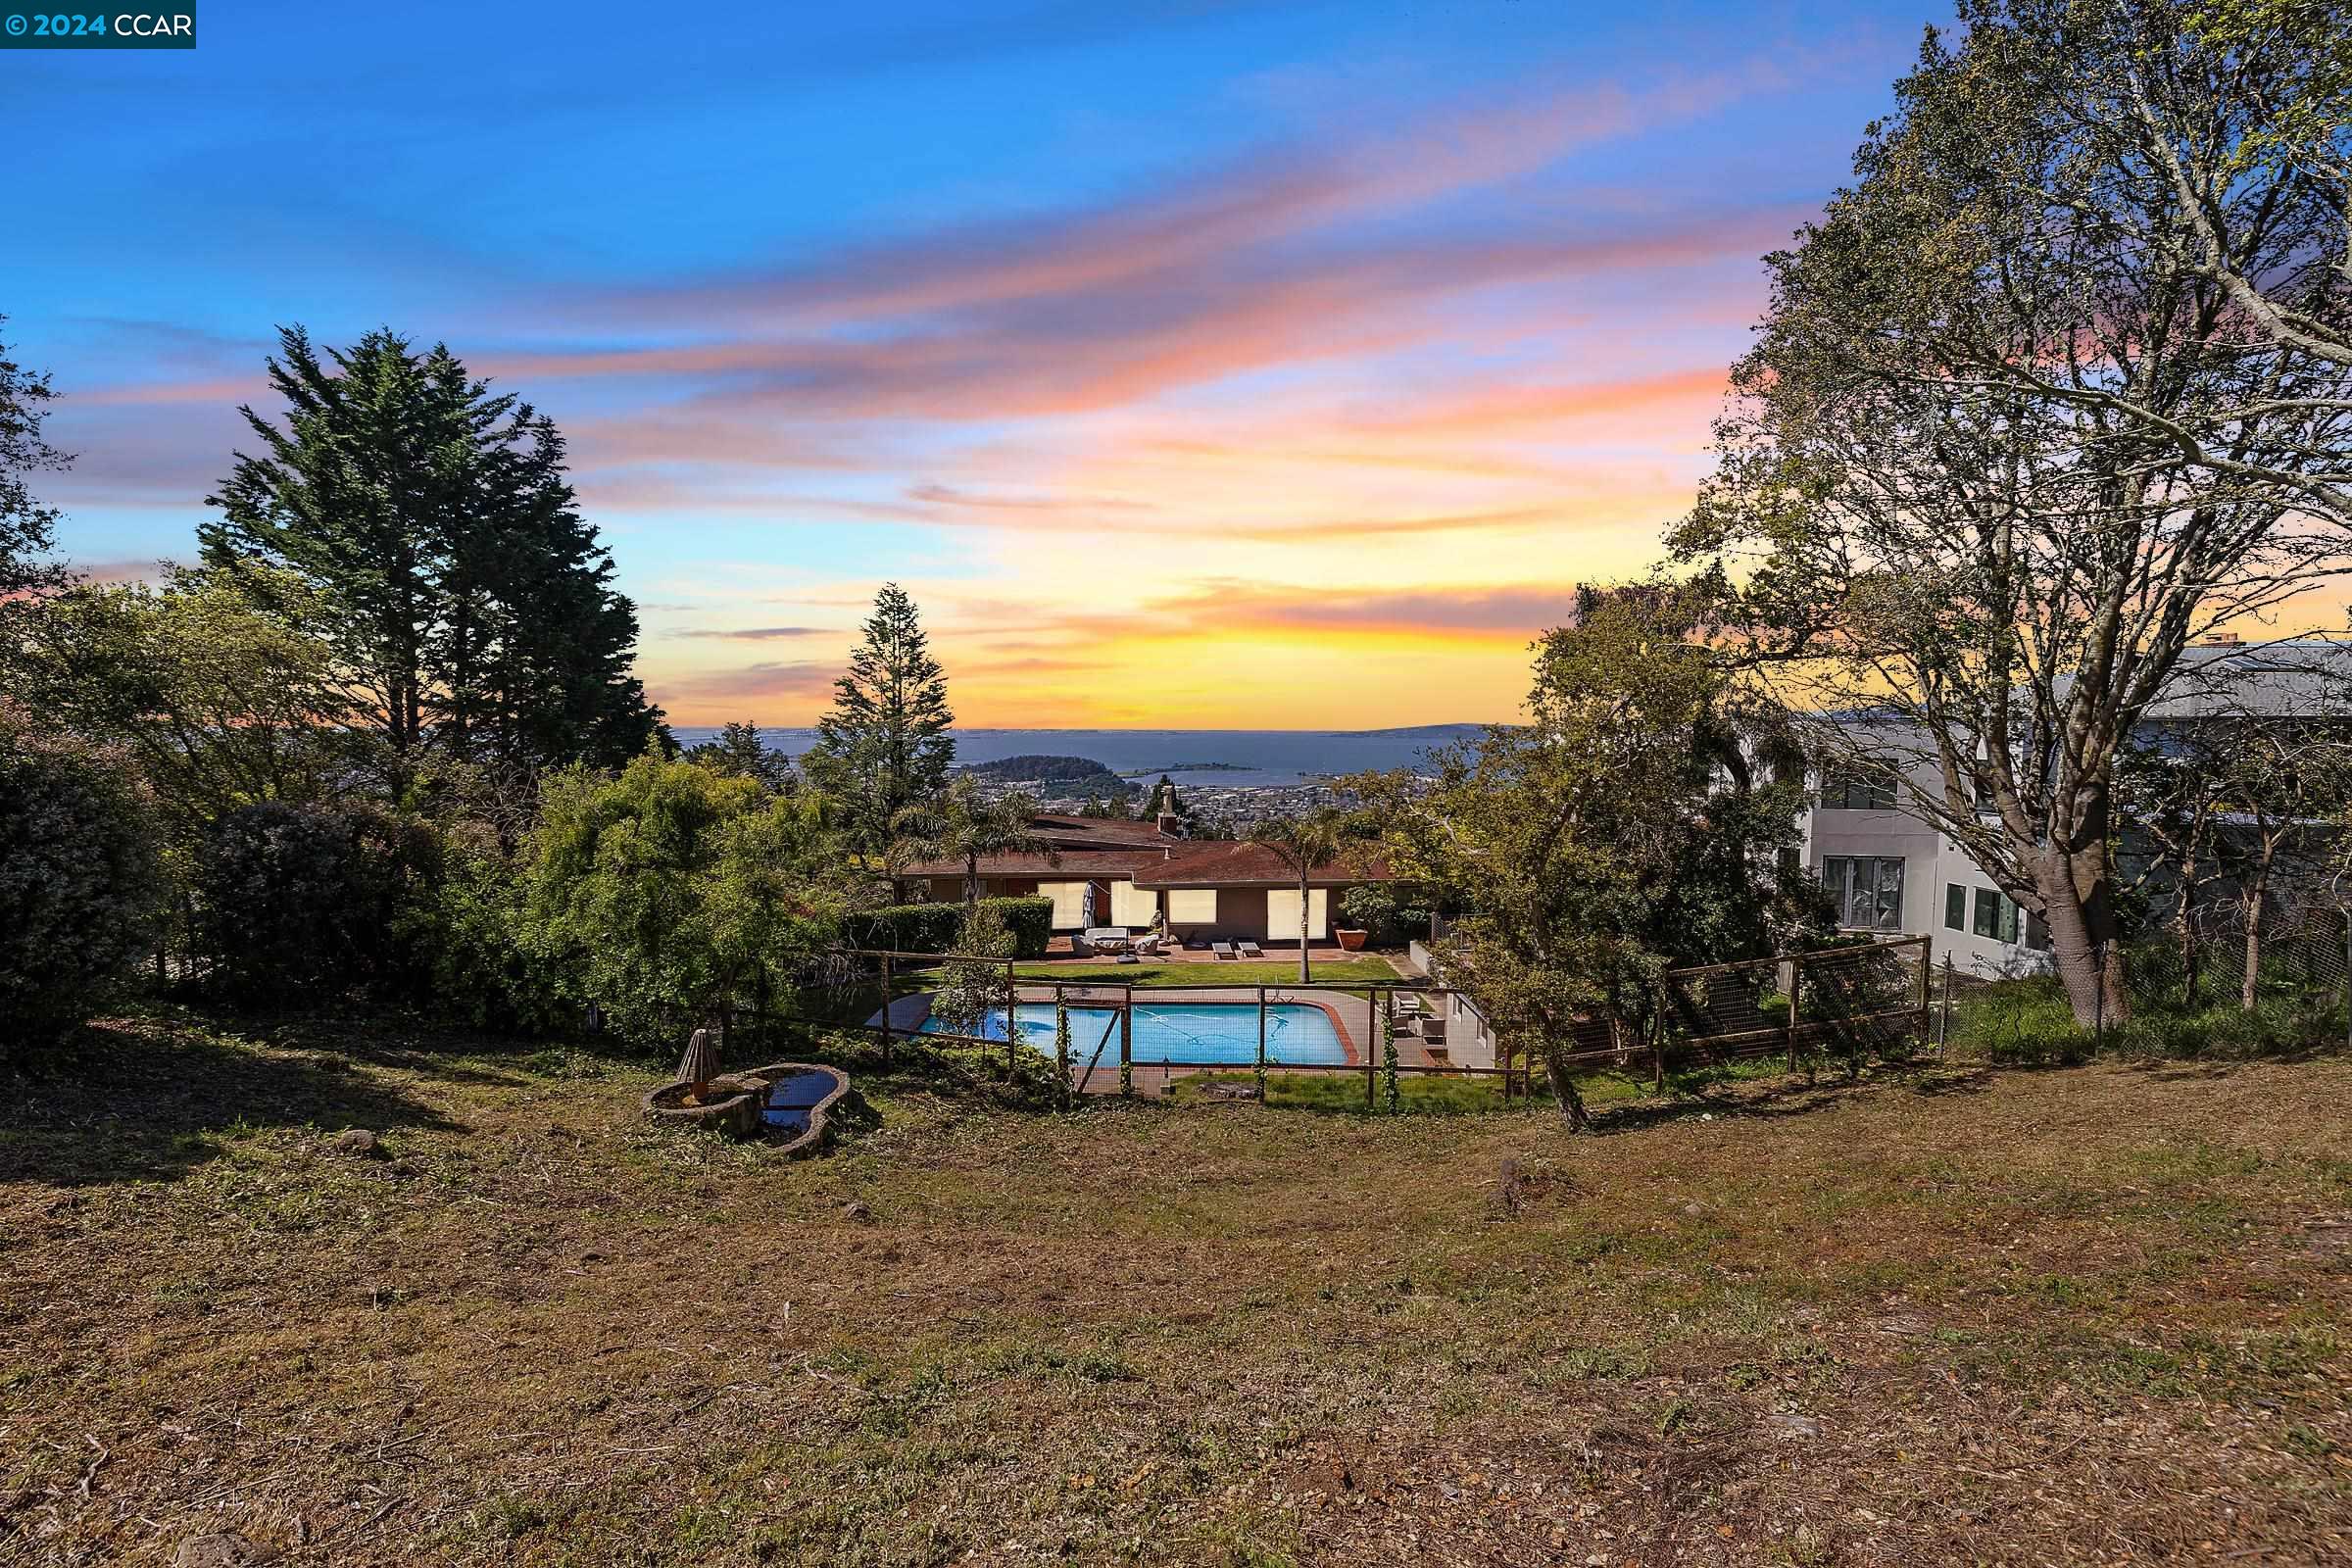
[677,1027,720,1100]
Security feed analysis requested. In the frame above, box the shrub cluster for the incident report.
[1946,973,2344,1065]
[845,896,1052,959]
[0,713,163,1054]
[192,802,429,1004]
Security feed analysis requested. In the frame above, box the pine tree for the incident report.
[200,326,663,783]
[806,583,954,854]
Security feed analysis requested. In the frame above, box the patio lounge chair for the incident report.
[1237,941,1264,959]
[1211,942,1236,960]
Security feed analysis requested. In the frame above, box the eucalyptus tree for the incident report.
[1675,1,2352,1025]
[2103,0,2352,437]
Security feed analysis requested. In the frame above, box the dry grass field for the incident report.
[3,1013,2348,1566]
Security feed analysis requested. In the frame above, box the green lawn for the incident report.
[1012,956,1402,989]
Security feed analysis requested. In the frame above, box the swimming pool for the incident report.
[917,1002,1349,1064]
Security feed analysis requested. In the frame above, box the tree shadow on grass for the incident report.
[2123,1043,2346,1083]
[0,1012,469,1189]
[1584,1060,1991,1138]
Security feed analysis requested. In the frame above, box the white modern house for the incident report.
[1799,759,2051,977]
[1800,639,2351,977]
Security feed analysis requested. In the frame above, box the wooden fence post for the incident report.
[1786,954,1801,1075]
[1004,958,1017,1080]
[1939,956,1954,1049]
[1255,985,1268,1101]
[1054,987,1071,1108]
[1118,992,1133,1099]
[1651,1004,1665,1095]
[880,952,895,1065]
[1381,990,1399,1113]
[1916,937,1932,1050]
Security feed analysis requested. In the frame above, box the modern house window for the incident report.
[1165,888,1218,925]
[1944,884,1966,931]
[1822,857,1904,932]
[1266,888,1330,942]
[1037,881,1091,932]
[1109,879,1157,927]
[1973,887,2022,944]
[1820,770,1897,810]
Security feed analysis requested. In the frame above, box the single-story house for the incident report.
[903,811,1392,945]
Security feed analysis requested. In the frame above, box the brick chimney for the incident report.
[1157,810,1181,837]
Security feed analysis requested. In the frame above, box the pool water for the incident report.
[918,1002,1348,1064]
[762,1068,836,1133]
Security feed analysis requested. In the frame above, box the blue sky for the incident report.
[9,0,1947,724]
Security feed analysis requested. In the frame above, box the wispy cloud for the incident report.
[672,625,832,641]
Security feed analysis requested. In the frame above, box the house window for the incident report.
[1822,856,1904,932]
[1973,887,2022,944]
[1820,770,1897,810]
[1036,881,1091,932]
[1944,884,1966,931]
[1165,888,1217,924]
[1266,888,1330,942]
[1109,880,1157,927]
[2026,911,2051,952]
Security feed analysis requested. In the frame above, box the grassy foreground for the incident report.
[3,1015,2349,1566]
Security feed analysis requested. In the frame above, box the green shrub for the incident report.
[991,896,1053,958]
[1945,976,2094,1066]
[414,821,571,1035]
[846,896,1052,958]
[192,801,431,1005]
[2103,996,2343,1059]
[1947,972,2341,1064]
[0,710,163,1053]
[518,753,845,1047]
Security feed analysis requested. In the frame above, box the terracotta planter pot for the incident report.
[1335,928,1368,952]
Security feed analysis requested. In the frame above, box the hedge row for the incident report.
[844,896,1054,959]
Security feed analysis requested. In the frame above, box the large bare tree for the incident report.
[1675,1,2352,1025]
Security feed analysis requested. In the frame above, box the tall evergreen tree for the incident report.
[0,314,70,605]
[805,583,954,855]
[199,326,663,782]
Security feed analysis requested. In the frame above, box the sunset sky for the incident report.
[12,0,1947,727]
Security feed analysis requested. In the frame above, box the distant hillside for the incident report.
[956,755,1136,793]
[1325,723,1492,741]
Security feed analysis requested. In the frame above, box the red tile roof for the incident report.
[902,835,1392,887]
[1029,813,1173,847]
[1131,843,1390,888]
[898,848,1162,879]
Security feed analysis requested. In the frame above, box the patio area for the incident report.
[1035,936,1389,966]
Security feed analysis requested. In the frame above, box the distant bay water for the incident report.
[664,725,1490,790]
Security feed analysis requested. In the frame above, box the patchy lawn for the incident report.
[3,1013,2349,1566]
[1013,958,1403,989]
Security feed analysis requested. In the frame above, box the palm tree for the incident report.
[892,778,1058,908]
[1247,808,1361,982]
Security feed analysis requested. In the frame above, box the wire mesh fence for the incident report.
[730,936,1940,1112]
[2123,906,2351,1006]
